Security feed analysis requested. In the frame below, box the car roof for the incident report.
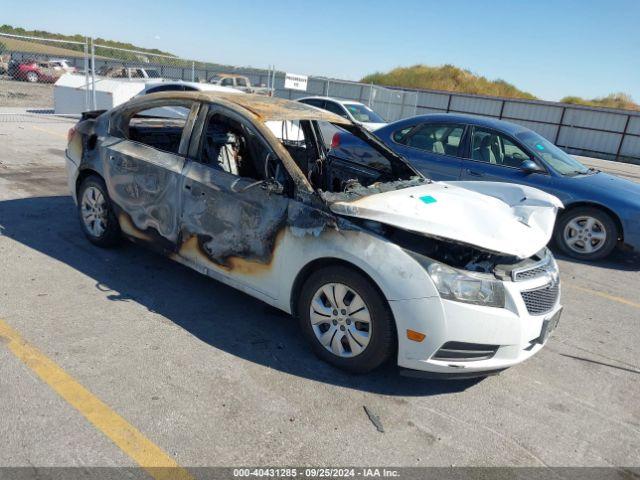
[298,96,366,107]
[213,73,246,78]
[143,81,241,94]
[126,91,352,124]
[388,113,528,135]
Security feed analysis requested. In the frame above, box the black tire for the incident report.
[77,175,121,248]
[554,206,618,260]
[26,71,38,83]
[297,265,395,374]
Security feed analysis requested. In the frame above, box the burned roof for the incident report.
[126,91,352,125]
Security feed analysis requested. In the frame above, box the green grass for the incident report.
[0,24,174,57]
[361,64,537,100]
[0,36,88,58]
[362,64,640,111]
[0,24,263,73]
[560,92,639,111]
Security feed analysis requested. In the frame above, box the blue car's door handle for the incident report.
[465,168,482,177]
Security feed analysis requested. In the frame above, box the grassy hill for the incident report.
[362,64,640,111]
[0,24,262,72]
[361,64,537,100]
[560,92,639,111]
[0,24,174,57]
[0,36,87,58]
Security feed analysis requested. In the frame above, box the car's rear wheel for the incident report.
[554,207,617,260]
[77,175,121,248]
[26,71,38,83]
[297,265,395,373]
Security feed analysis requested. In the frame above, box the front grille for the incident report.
[432,341,499,362]
[512,255,555,282]
[513,265,549,281]
[521,282,560,316]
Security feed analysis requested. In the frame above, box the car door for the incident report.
[389,122,467,181]
[178,104,290,298]
[460,126,554,191]
[220,77,235,88]
[102,99,199,251]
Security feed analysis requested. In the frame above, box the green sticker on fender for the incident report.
[420,195,437,204]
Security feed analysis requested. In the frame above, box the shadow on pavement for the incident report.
[0,195,481,396]
[552,247,640,272]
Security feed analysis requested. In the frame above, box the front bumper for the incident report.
[390,275,562,376]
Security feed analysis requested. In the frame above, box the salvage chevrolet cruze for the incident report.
[65,92,563,377]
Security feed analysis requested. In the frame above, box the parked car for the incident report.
[332,113,640,261]
[48,58,77,73]
[207,74,269,95]
[11,59,77,83]
[7,59,19,78]
[0,54,10,75]
[98,66,161,80]
[65,92,562,377]
[298,96,386,131]
[137,80,242,96]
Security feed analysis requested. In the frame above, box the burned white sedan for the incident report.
[65,92,563,377]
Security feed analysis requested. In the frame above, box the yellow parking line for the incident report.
[567,284,640,309]
[0,319,193,480]
[30,124,68,139]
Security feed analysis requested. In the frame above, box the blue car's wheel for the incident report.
[554,207,618,260]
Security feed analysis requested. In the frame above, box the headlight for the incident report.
[427,262,505,308]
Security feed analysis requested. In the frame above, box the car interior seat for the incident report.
[408,131,445,154]
[204,125,241,175]
[431,139,445,154]
[477,135,498,164]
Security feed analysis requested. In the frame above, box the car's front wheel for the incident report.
[297,265,395,373]
[26,71,38,83]
[554,206,618,260]
[77,175,121,248]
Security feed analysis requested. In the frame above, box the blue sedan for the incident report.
[332,113,640,260]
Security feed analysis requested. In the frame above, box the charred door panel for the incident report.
[103,138,184,246]
[178,160,289,297]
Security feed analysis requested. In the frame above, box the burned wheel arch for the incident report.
[288,257,391,318]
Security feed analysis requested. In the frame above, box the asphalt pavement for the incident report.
[0,114,639,473]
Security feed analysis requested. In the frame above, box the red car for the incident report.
[12,59,76,83]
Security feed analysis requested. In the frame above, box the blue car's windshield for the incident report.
[516,131,590,176]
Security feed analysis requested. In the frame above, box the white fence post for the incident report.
[84,38,89,111]
[90,38,97,110]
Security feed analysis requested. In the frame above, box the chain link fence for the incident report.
[273,77,418,123]
[1,32,638,163]
[0,32,89,118]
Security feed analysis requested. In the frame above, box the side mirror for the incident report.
[521,159,544,174]
[261,178,284,195]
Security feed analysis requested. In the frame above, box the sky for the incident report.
[2,0,639,102]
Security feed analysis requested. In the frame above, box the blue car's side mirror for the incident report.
[521,159,544,174]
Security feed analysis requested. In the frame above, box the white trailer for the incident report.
[54,74,146,114]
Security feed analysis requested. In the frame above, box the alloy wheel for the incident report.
[563,215,607,255]
[81,186,108,238]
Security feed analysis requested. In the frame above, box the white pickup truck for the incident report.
[207,73,270,95]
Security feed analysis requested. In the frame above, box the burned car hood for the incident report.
[328,181,563,259]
